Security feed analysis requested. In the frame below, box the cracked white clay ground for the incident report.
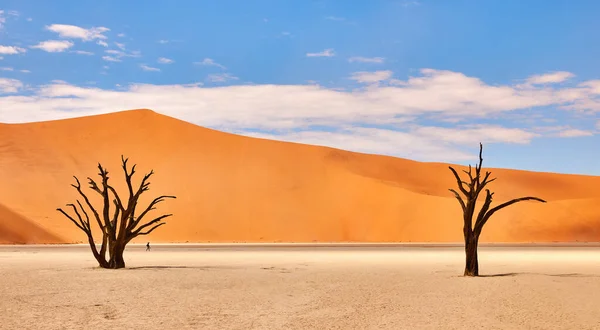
[1,245,600,330]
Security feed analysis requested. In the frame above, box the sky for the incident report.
[0,0,599,175]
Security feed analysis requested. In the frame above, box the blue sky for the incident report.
[0,0,599,175]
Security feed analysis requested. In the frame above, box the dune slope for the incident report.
[0,203,64,244]
[0,109,598,243]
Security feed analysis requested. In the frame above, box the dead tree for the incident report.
[448,143,546,276]
[57,156,176,269]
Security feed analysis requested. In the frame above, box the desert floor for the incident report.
[1,244,600,330]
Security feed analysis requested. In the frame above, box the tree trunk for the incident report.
[87,237,109,268]
[464,234,479,276]
[108,243,126,269]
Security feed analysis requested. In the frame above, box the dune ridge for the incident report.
[0,109,598,244]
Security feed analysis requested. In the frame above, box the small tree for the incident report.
[57,156,176,269]
[448,143,546,276]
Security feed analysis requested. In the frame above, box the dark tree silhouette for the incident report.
[57,156,176,269]
[448,143,546,276]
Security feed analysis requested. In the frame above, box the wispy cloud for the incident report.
[46,24,109,41]
[30,40,74,52]
[114,42,126,50]
[206,73,238,82]
[306,48,335,57]
[194,58,226,69]
[325,16,345,21]
[0,45,26,54]
[102,55,121,62]
[556,129,594,138]
[140,64,160,72]
[72,50,94,55]
[350,70,393,83]
[0,67,13,71]
[0,78,22,93]
[401,0,421,7]
[158,57,174,64]
[103,48,140,60]
[526,71,575,85]
[97,40,108,47]
[20,69,30,73]
[117,33,125,37]
[157,39,169,44]
[348,56,385,64]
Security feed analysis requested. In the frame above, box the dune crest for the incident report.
[0,109,598,244]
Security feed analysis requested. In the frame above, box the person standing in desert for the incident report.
[146,242,150,251]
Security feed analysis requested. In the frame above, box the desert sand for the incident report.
[1,244,600,329]
[0,109,599,244]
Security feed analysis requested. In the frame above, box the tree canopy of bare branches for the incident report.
[448,143,546,276]
[57,156,176,269]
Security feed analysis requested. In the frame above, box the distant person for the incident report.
[146,242,150,251]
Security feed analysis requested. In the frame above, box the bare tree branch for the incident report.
[448,189,466,213]
[448,166,469,197]
[132,214,172,236]
[135,223,166,237]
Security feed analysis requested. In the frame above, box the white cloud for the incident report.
[7,10,19,17]
[526,71,575,85]
[0,69,598,161]
[30,40,74,52]
[0,78,22,93]
[348,56,385,64]
[0,56,3,60]
[206,73,238,82]
[140,64,160,72]
[0,45,26,54]
[103,49,139,60]
[401,1,421,7]
[0,67,13,71]
[556,129,594,138]
[158,57,173,64]
[46,24,109,41]
[350,71,393,83]
[157,39,169,44]
[72,50,94,55]
[596,120,600,130]
[97,40,108,47]
[194,58,226,69]
[114,42,126,50]
[26,17,32,22]
[413,125,538,144]
[325,16,345,21]
[20,69,31,73]
[306,48,335,57]
[117,33,125,37]
[579,80,600,94]
[102,55,121,62]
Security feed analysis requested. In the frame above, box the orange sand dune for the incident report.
[0,109,598,244]
[0,203,64,244]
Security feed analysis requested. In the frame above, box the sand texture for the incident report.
[1,244,600,329]
[0,109,599,243]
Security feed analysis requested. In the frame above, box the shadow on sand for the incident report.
[479,272,600,278]
[127,265,232,270]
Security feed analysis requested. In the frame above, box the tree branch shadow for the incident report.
[479,272,600,278]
